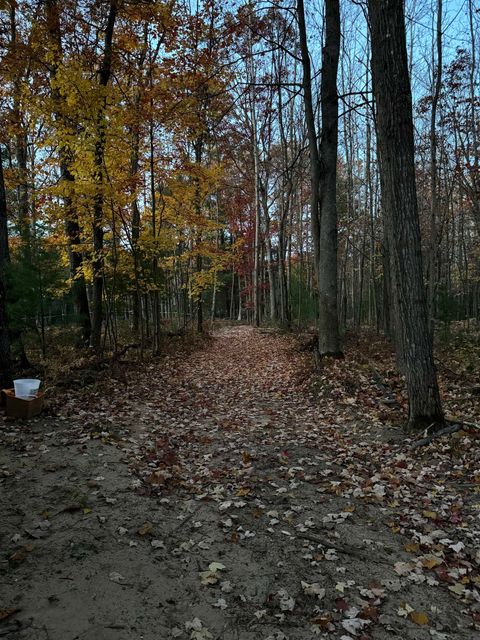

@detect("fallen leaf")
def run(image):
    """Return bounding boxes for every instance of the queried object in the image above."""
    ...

[448,583,466,596]
[109,571,127,584]
[421,555,442,569]
[151,539,165,549]
[0,608,20,621]
[341,618,369,634]
[253,609,267,619]
[410,611,429,625]
[9,544,34,563]
[185,617,213,640]
[301,581,326,599]
[137,521,153,536]
[397,603,414,618]
[277,588,295,612]
[212,598,227,609]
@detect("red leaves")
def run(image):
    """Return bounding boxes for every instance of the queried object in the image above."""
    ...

[334,597,349,612]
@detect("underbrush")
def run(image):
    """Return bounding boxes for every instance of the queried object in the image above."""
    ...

[14,321,211,393]
[302,326,480,428]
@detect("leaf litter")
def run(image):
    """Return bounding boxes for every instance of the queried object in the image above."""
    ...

[0,325,479,639]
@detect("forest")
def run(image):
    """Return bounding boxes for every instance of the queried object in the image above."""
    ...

[0,1,479,639]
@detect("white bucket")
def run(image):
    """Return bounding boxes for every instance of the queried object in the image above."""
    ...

[14,379,41,399]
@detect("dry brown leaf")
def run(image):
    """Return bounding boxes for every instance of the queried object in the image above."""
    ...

[421,555,442,569]
[137,521,153,536]
[0,608,20,621]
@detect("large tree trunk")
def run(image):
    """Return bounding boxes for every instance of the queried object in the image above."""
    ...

[368,0,444,431]
[318,0,341,355]
[45,0,91,345]
[90,0,118,350]
[297,0,341,355]
[0,146,11,389]
[131,127,142,337]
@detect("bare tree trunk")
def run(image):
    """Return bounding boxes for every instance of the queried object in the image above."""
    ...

[247,24,261,328]
[297,0,321,301]
[0,146,11,388]
[131,104,142,338]
[298,0,341,355]
[90,0,118,350]
[276,50,292,327]
[427,0,442,329]
[366,119,379,329]
[368,0,444,431]
[149,118,162,351]
[252,112,261,328]
[129,30,148,341]
[262,195,278,322]
[318,0,342,355]
[468,0,479,230]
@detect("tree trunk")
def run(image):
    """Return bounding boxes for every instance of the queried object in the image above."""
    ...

[318,0,341,356]
[0,146,11,388]
[10,4,30,246]
[298,0,341,355]
[427,0,442,329]
[247,29,261,328]
[131,112,142,338]
[90,0,118,350]
[45,0,91,345]
[368,0,444,430]
[262,193,278,322]
[297,0,321,298]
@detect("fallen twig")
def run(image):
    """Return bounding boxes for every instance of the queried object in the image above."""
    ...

[410,420,480,449]
[297,532,388,564]
[434,356,464,377]
[458,420,480,431]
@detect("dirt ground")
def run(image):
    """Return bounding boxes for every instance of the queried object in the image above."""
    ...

[1,326,479,640]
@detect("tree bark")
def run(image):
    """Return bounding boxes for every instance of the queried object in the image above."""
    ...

[297,0,341,355]
[0,146,11,389]
[427,0,442,330]
[368,0,444,430]
[247,21,261,328]
[297,0,321,296]
[45,0,91,344]
[10,3,30,246]
[317,0,341,355]
[90,0,118,350]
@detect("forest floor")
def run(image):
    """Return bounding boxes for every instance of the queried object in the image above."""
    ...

[1,325,479,640]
